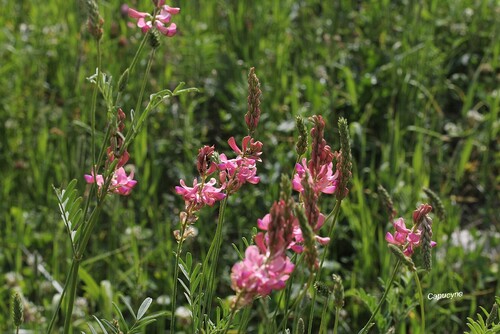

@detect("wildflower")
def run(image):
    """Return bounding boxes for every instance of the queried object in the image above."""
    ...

[175,178,226,210]
[228,136,263,161]
[218,136,262,194]
[292,158,338,195]
[85,167,137,196]
[128,3,179,36]
[196,145,216,177]
[385,216,436,257]
[230,245,294,308]
[231,200,296,308]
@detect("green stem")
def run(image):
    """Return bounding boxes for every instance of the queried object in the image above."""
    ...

[307,199,342,334]
[358,260,402,334]
[278,272,315,331]
[90,42,101,172]
[318,294,331,334]
[222,298,240,334]
[333,306,340,334]
[62,256,81,333]
[170,224,187,332]
[198,196,229,330]
[414,271,425,333]
[121,49,156,155]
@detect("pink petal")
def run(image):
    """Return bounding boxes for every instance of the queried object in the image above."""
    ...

[228,136,243,155]
[128,8,149,19]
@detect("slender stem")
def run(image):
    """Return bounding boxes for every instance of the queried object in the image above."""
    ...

[46,257,75,333]
[333,307,340,334]
[276,253,303,332]
[128,32,150,74]
[222,297,241,334]
[307,199,342,334]
[170,224,187,332]
[62,256,81,333]
[358,260,402,334]
[318,294,331,334]
[198,196,229,330]
[414,271,425,333]
[278,272,315,331]
[133,49,156,127]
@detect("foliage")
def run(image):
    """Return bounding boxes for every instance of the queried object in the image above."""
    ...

[0,0,498,333]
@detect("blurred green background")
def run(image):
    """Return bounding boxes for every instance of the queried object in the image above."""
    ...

[1,0,498,332]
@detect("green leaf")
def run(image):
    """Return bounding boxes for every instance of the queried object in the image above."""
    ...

[92,316,109,334]
[137,297,153,320]
[120,295,137,320]
[112,302,129,333]
[86,323,98,334]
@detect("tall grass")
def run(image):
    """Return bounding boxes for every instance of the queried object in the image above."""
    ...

[1,0,498,332]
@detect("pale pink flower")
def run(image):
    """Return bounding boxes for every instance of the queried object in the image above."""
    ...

[128,3,179,36]
[85,167,137,196]
[175,177,226,209]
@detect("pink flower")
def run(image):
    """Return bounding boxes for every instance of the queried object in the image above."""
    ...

[413,203,433,224]
[85,167,137,196]
[128,3,179,36]
[230,245,294,308]
[292,158,338,195]
[175,177,226,210]
[385,217,436,257]
[228,136,263,161]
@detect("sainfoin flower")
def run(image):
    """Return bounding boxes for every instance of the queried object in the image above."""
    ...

[84,167,137,195]
[231,200,295,308]
[385,217,436,257]
[175,178,226,210]
[218,136,263,194]
[128,3,179,36]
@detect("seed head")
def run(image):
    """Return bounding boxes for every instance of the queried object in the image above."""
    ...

[245,67,262,135]
[12,292,23,327]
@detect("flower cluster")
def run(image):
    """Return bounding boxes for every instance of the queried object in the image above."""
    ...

[174,69,263,242]
[128,2,179,36]
[385,204,437,257]
[231,200,295,308]
[290,115,341,265]
[84,108,137,196]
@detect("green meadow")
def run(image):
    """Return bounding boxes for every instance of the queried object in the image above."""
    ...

[1,0,499,333]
